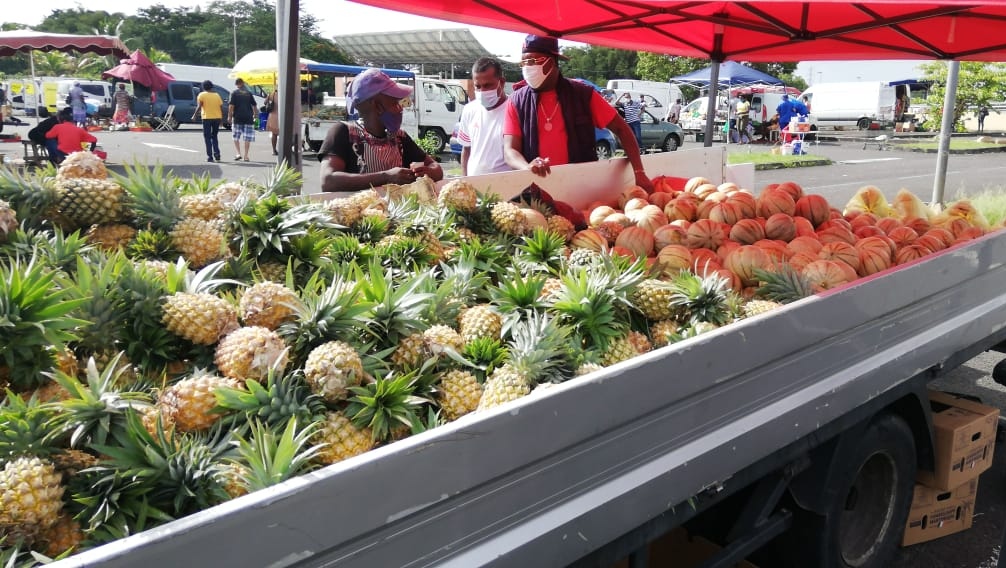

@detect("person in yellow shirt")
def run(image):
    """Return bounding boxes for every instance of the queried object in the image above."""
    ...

[736,96,751,143]
[194,80,224,162]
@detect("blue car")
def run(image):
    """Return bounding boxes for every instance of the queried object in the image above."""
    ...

[449,122,619,161]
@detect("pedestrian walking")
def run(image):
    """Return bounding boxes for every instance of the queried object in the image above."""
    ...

[194,80,224,162]
[228,78,257,161]
[618,92,646,150]
[978,106,989,133]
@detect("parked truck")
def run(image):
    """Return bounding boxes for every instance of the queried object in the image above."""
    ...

[801,81,897,130]
[59,147,1006,568]
[606,78,682,110]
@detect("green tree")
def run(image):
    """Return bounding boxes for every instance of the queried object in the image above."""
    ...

[560,45,638,85]
[919,61,1006,132]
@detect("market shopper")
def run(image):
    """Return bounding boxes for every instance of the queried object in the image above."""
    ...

[318,68,443,194]
[112,83,132,130]
[194,80,224,162]
[45,108,97,164]
[228,78,257,161]
[458,57,511,176]
[617,92,645,150]
[665,98,682,124]
[503,35,652,191]
[736,96,751,143]
[68,81,87,127]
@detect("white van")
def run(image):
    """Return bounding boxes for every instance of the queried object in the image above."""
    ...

[606,79,681,110]
[400,76,468,153]
[55,79,115,112]
[800,81,897,130]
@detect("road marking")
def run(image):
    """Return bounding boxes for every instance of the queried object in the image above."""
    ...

[142,143,199,153]
[837,158,902,164]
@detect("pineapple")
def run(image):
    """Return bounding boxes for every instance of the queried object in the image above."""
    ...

[210,181,253,209]
[546,214,576,242]
[215,326,290,381]
[631,279,678,321]
[214,372,324,429]
[566,247,601,268]
[0,456,65,543]
[423,324,464,355]
[753,266,813,304]
[0,199,16,242]
[56,177,127,226]
[0,167,61,231]
[215,461,250,499]
[650,319,679,348]
[345,373,426,442]
[180,193,225,221]
[436,369,483,421]
[227,418,321,495]
[575,362,604,376]
[515,228,567,274]
[670,271,733,326]
[314,412,375,465]
[36,512,85,557]
[490,201,528,236]
[56,150,108,180]
[162,262,240,346]
[158,372,241,432]
[256,261,287,283]
[437,179,478,213]
[627,330,652,354]
[458,304,503,343]
[600,334,640,366]
[595,221,624,245]
[239,281,300,330]
[390,332,429,370]
[170,217,228,268]
[303,341,365,403]
[477,313,570,411]
[86,223,137,251]
[743,299,784,318]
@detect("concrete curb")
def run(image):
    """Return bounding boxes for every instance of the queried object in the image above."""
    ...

[751,159,833,170]
[896,145,1006,155]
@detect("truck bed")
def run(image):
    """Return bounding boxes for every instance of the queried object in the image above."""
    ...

[60,217,1006,566]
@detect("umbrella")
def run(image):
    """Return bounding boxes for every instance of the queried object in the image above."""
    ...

[230,50,316,86]
[347,0,1006,204]
[102,49,175,91]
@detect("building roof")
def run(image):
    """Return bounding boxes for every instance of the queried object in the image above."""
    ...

[333,28,498,68]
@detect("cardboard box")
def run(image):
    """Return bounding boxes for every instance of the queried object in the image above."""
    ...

[916,391,998,490]
[901,478,978,546]
[612,528,758,568]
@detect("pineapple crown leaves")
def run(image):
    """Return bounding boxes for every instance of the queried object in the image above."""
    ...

[258,161,303,198]
[328,234,373,267]
[39,227,94,274]
[549,269,628,352]
[125,228,178,261]
[753,265,814,304]
[452,191,500,234]
[91,411,234,517]
[177,170,215,196]
[277,271,373,362]
[421,261,490,326]
[214,371,326,430]
[375,234,436,271]
[354,260,434,347]
[460,337,509,383]
[67,253,131,355]
[229,418,322,493]
[70,468,174,544]
[164,259,244,295]
[670,270,733,327]
[44,355,153,449]
[346,214,390,245]
[345,371,428,442]
[503,310,574,385]
[112,162,184,232]
[0,253,88,390]
[408,406,445,436]
[448,235,510,280]
[230,193,338,259]
[0,390,62,461]
[0,166,61,230]
[514,228,567,275]
[488,269,549,333]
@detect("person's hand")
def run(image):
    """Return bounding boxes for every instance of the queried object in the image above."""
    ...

[633,169,654,194]
[410,162,434,178]
[386,167,418,184]
[528,156,551,177]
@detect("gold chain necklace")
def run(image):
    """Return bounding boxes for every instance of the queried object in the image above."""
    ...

[539,99,560,132]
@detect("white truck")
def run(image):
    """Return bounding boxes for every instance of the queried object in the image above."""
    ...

[401,76,469,153]
[606,78,681,111]
[801,81,897,130]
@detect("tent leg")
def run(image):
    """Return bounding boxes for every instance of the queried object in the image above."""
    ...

[703,61,721,148]
[277,0,303,177]
[930,60,959,208]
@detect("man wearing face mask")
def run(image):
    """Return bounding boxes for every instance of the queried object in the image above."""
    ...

[504,35,653,192]
[318,68,443,194]
[458,57,511,176]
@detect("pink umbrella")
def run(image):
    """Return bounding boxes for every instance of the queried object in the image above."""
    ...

[102,49,175,91]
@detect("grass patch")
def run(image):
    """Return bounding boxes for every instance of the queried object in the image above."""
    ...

[961,188,1006,226]
[727,152,831,167]
[898,139,1005,151]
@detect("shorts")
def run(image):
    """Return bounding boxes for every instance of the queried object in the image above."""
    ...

[232,123,256,142]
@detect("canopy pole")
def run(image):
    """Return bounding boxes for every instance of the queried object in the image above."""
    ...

[931,60,959,208]
[30,51,40,124]
[702,61,721,148]
[277,0,303,176]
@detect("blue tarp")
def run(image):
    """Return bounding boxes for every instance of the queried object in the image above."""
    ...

[669,61,784,87]
[305,63,414,79]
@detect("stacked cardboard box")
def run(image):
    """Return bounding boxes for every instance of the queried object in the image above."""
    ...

[612,528,759,568]
[901,391,999,546]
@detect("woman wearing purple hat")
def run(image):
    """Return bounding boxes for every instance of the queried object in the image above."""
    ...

[319,68,443,194]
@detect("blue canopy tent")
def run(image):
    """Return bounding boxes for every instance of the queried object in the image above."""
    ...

[669,61,785,89]
[304,63,414,78]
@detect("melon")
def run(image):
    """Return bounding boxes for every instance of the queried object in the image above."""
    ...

[686,219,729,250]
[571,229,608,252]
[623,197,650,214]
[775,181,805,201]
[857,246,893,277]
[887,226,918,249]
[903,217,931,235]
[648,192,674,210]
[757,188,797,218]
[714,268,743,292]
[787,235,823,256]
[654,224,689,249]
[802,260,855,292]
[728,192,758,219]
[708,201,742,225]
[604,212,633,228]
[521,208,548,231]
[729,218,766,245]
[876,217,903,235]
[754,239,792,263]
[816,225,857,245]
[764,213,797,242]
[724,245,771,287]
[816,218,852,232]
[632,205,669,233]
[656,245,692,275]
[693,183,720,200]
[788,251,819,271]
[684,177,712,193]
[609,245,637,259]
[854,225,886,239]
[914,234,945,253]
[690,248,722,274]
[717,240,742,262]
[848,212,879,231]
[940,217,973,238]
[615,226,655,257]
[855,236,895,261]
[895,244,930,265]
[589,205,617,227]
[619,186,649,209]
[664,198,698,222]
[818,241,860,273]
[794,194,831,228]
[794,216,817,238]
[923,228,955,248]
[717,182,739,194]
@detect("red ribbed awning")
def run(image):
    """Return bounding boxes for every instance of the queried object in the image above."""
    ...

[0,30,130,58]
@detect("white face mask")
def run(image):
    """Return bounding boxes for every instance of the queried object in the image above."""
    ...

[522,63,548,90]
[475,85,501,109]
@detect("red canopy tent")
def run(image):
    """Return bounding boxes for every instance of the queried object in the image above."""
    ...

[349,0,1006,202]
[0,30,129,58]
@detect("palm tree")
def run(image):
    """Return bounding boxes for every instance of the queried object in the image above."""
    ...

[32,52,72,76]
[145,47,174,64]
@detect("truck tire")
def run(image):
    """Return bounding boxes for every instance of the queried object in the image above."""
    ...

[421,128,447,154]
[786,413,916,568]
[857,118,872,130]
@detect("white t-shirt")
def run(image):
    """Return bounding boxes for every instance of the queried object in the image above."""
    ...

[458,99,510,176]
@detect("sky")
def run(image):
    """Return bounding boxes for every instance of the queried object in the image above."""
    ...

[11,0,923,82]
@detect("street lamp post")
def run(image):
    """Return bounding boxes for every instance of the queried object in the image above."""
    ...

[232,15,238,65]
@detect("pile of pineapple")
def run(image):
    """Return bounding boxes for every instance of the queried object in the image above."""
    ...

[0,154,999,564]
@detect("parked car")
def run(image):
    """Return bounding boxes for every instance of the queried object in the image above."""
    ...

[449,122,621,163]
[615,107,685,152]
[131,81,232,129]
